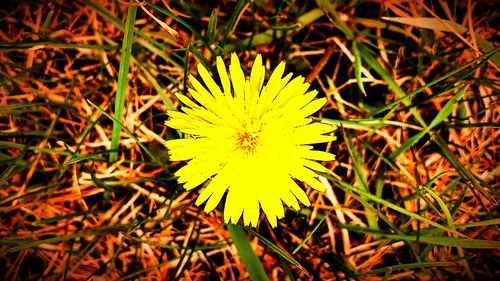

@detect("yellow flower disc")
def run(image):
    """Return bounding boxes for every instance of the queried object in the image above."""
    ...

[165,53,336,227]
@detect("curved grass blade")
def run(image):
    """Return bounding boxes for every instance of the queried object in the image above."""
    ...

[316,0,353,39]
[353,41,367,95]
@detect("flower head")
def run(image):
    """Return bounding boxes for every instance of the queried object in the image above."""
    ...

[165,53,336,227]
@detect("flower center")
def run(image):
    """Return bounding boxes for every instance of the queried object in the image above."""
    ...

[237,131,259,153]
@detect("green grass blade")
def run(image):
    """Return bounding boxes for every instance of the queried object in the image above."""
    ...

[0,42,119,51]
[0,144,30,187]
[292,212,328,254]
[244,227,308,274]
[342,127,379,230]
[83,0,123,29]
[381,16,499,66]
[390,86,466,159]
[88,100,162,167]
[146,2,216,57]
[330,177,467,238]
[372,48,498,116]
[207,9,219,42]
[340,224,500,249]
[278,255,296,281]
[0,141,72,156]
[353,41,367,95]
[109,3,137,162]
[432,134,497,202]
[456,218,500,228]
[227,224,268,281]
[315,0,353,39]
[357,261,460,276]
[428,86,467,129]
[475,35,500,66]
[221,0,249,47]
[423,180,474,278]
[358,43,427,127]
[2,227,125,253]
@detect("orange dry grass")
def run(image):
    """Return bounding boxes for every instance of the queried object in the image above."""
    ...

[0,0,498,280]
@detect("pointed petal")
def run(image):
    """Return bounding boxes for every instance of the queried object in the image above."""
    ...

[272,75,305,105]
[260,195,281,227]
[198,63,224,100]
[217,56,231,95]
[281,189,300,210]
[287,178,310,206]
[265,61,286,101]
[224,188,245,224]
[175,93,200,108]
[202,178,229,212]
[302,159,330,173]
[242,197,260,227]
[284,90,318,112]
[291,123,336,144]
[303,176,326,192]
[229,53,245,100]
[250,54,265,93]
[299,97,327,117]
[187,87,217,113]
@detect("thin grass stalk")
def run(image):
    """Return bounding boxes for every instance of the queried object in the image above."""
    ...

[109,2,137,162]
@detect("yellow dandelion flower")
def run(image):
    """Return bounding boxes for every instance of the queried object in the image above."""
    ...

[165,53,336,227]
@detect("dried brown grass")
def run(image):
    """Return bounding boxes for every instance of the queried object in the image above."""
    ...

[0,0,498,280]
